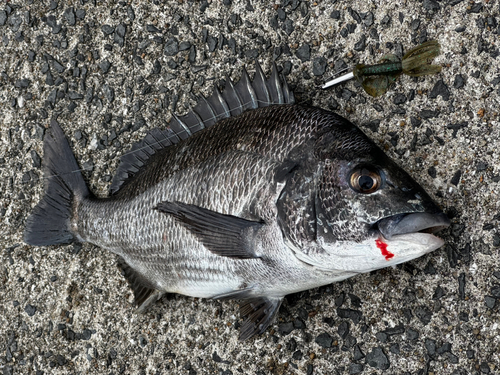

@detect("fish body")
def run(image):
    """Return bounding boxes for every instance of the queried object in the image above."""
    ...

[25,64,449,340]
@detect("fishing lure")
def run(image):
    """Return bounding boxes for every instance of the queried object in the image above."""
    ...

[322,40,442,97]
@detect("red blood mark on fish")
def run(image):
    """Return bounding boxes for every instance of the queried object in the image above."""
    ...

[376,239,394,260]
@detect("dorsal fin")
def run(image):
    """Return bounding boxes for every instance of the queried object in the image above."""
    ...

[252,63,271,106]
[110,62,295,194]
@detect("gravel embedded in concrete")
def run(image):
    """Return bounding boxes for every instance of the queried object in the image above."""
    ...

[1,1,500,374]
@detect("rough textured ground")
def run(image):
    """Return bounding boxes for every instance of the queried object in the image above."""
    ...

[1,0,499,374]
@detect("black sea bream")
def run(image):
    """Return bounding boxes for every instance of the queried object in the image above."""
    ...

[24,64,450,340]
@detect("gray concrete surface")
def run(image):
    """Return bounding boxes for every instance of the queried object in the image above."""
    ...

[1,0,499,374]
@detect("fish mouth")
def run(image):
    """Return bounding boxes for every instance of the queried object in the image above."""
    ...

[373,212,450,240]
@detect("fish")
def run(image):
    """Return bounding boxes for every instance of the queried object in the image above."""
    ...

[24,63,450,341]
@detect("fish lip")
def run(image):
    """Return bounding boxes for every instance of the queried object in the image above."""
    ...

[372,212,450,240]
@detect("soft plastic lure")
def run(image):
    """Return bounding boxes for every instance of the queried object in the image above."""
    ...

[322,40,442,97]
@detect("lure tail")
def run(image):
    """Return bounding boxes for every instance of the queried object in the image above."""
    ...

[402,40,442,76]
[24,119,90,246]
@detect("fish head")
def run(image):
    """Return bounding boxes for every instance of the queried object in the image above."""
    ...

[306,122,450,272]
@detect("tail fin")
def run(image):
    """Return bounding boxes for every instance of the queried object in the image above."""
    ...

[24,119,90,246]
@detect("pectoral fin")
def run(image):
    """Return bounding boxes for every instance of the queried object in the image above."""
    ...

[117,257,163,312]
[238,297,283,341]
[156,201,264,259]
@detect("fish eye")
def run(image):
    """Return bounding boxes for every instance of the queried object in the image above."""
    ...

[349,166,382,194]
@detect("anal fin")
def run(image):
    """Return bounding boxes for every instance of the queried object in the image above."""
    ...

[156,201,264,259]
[117,257,163,311]
[238,297,283,341]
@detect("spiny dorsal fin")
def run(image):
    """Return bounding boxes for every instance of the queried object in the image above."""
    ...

[117,257,163,311]
[110,62,295,194]
[222,76,244,116]
[252,62,271,106]
[236,67,258,110]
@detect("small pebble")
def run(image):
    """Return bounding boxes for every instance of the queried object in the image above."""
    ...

[25,304,37,316]
[365,347,390,370]
[315,332,333,348]
[312,57,327,76]
[295,44,311,62]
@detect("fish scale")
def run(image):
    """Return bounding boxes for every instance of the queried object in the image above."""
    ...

[24,63,450,341]
[76,152,283,295]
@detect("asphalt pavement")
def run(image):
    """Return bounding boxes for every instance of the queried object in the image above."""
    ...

[1,1,499,374]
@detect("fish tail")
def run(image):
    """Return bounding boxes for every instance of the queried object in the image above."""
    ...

[24,119,90,246]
